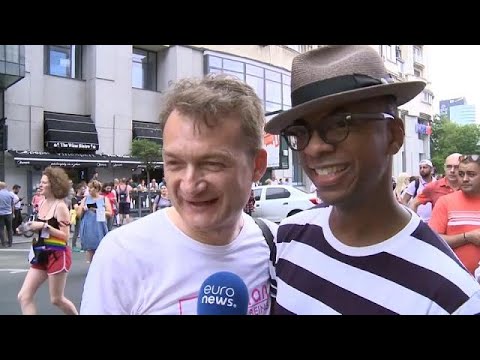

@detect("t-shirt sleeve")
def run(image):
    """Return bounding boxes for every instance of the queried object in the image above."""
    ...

[416,182,432,204]
[405,180,416,196]
[80,233,141,315]
[428,195,449,234]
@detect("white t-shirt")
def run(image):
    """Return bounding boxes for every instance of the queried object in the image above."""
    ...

[80,209,277,315]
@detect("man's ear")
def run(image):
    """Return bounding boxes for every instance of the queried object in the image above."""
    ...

[252,149,268,182]
[388,117,405,155]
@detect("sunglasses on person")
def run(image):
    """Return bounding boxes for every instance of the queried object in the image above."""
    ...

[459,154,480,163]
[281,112,395,151]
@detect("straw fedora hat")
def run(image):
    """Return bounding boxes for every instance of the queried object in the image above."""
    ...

[265,45,426,134]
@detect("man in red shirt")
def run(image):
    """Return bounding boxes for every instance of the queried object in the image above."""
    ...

[410,153,461,212]
[429,154,480,274]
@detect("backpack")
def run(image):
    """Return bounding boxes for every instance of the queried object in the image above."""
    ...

[253,217,277,313]
[412,178,420,199]
[118,186,128,203]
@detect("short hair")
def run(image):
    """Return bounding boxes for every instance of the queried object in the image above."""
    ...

[159,74,265,156]
[88,180,102,192]
[43,167,70,199]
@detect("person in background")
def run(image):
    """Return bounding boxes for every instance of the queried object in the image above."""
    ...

[265,45,480,315]
[401,160,435,222]
[410,153,461,212]
[31,187,44,213]
[17,167,78,315]
[101,182,117,231]
[429,154,480,275]
[77,180,112,264]
[394,172,410,203]
[152,185,172,212]
[0,182,14,248]
[11,184,23,231]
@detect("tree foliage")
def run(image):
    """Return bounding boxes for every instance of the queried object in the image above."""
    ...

[430,115,480,173]
[131,139,163,187]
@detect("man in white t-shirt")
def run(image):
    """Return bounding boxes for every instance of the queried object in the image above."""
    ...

[80,74,277,315]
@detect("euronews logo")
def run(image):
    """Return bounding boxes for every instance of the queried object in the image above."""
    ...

[201,285,236,307]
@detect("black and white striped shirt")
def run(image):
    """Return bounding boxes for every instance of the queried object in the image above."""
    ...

[273,205,480,315]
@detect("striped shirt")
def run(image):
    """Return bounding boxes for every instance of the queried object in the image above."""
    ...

[273,205,480,315]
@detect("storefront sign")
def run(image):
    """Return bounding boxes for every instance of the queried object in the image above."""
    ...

[48,142,98,150]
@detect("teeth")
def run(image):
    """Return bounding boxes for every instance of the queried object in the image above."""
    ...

[315,165,345,176]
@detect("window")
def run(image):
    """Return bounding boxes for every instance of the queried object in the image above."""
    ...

[414,46,423,64]
[266,187,290,200]
[132,48,157,91]
[45,45,82,79]
[382,45,396,62]
[205,54,291,113]
[253,188,262,201]
[414,68,422,78]
[422,91,433,105]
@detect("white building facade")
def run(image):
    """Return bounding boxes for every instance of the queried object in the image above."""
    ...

[1,45,435,203]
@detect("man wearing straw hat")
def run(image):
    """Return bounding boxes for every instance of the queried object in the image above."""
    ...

[266,45,480,315]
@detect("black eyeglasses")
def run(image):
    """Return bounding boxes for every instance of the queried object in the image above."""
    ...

[281,112,395,151]
[459,154,480,163]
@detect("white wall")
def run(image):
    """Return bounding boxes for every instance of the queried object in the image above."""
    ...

[44,76,86,115]
[132,88,162,123]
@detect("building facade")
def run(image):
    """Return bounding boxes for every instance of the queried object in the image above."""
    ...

[449,104,476,125]
[2,45,435,204]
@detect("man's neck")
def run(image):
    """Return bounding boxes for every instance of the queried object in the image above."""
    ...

[329,195,411,247]
[445,177,460,190]
[167,207,244,246]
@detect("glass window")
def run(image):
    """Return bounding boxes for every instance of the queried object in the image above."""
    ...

[132,47,157,91]
[6,62,19,76]
[209,67,222,74]
[265,69,281,82]
[246,75,264,100]
[223,70,244,81]
[246,64,263,77]
[266,80,282,103]
[266,187,290,200]
[266,102,282,112]
[223,59,244,72]
[0,61,5,73]
[253,189,262,201]
[282,84,291,106]
[5,45,19,63]
[0,46,4,61]
[208,56,222,68]
[45,45,82,79]
[282,74,290,85]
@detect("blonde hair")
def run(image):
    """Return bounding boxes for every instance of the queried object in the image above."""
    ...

[394,172,410,199]
[159,74,265,156]
[88,179,102,192]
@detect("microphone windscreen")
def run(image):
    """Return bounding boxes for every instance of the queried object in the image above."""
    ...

[197,271,249,315]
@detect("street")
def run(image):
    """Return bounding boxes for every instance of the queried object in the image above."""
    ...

[0,236,90,315]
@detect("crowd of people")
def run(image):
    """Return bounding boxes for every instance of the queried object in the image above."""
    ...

[6,45,480,315]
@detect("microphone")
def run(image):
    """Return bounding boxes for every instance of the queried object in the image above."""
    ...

[197,271,249,315]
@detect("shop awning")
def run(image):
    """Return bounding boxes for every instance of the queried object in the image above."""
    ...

[132,120,162,145]
[8,150,163,169]
[9,150,109,168]
[44,112,99,152]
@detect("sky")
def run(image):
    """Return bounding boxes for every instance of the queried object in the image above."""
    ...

[428,45,480,116]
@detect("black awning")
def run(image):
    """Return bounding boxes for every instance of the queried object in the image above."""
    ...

[44,112,99,152]
[9,150,109,168]
[132,121,162,145]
